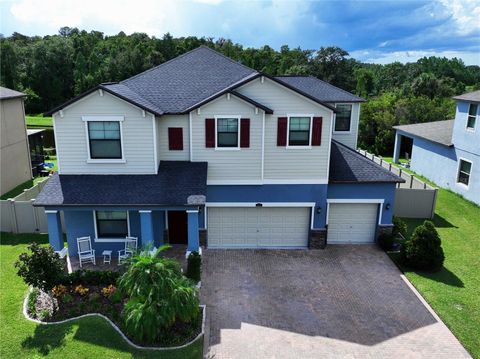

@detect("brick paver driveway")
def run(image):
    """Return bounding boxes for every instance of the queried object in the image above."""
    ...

[201,245,470,359]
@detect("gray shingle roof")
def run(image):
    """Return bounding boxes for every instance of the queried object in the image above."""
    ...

[34,161,207,207]
[329,141,404,183]
[275,76,365,103]
[453,90,480,103]
[0,86,26,100]
[116,46,258,114]
[393,120,454,146]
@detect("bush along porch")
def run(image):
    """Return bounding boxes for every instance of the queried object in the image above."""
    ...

[17,243,205,348]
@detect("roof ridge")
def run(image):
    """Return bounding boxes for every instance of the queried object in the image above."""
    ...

[331,139,403,179]
[307,76,364,101]
[121,46,208,84]
[198,45,258,74]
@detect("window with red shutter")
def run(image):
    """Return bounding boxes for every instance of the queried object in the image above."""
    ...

[312,117,322,146]
[240,118,250,148]
[205,118,215,148]
[168,127,183,150]
[277,117,287,146]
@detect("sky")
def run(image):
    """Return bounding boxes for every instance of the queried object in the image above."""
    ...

[1,0,479,65]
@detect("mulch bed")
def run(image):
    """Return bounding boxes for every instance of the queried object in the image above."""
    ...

[30,284,203,348]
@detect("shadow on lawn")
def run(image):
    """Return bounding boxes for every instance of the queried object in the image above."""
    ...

[406,266,464,288]
[0,233,49,246]
[22,322,74,355]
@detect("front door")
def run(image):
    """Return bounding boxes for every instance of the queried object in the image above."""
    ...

[168,211,188,244]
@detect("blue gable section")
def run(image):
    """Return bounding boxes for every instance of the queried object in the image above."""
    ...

[327,183,396,225]
[410,135,480,204]
[207,184,328,228]
[452,101,480,155]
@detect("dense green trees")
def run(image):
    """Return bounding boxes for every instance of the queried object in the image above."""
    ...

[1,28,479,155]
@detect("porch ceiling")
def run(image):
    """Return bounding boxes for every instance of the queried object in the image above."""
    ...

[34,161,207,207]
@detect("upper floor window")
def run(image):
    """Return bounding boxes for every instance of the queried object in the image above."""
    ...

[95,210,128,238]
[88,121,122,159]
[467,103,477,131]
[335,104,352,132]
[217,118,239,148]
[288,117,311,146]
[457,159,472,187]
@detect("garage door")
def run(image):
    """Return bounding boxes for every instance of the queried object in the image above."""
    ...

[208,207,310,248]
[327,203,378,243]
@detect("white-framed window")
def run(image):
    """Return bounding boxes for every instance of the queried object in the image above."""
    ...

[287,115,313,148]
[334,104,352,132]
[82,116,125,162]
[93,210,130,241]
[467,103,477,131]
[215,116,240,149]
[457,159,472,187]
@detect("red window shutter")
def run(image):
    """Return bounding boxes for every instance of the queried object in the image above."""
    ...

[312,117,322,146]
[277,117,287,146]
[240,118,250,148]
[205,118,215,148]
[168,127,183,150]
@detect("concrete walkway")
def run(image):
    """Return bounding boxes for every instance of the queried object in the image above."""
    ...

[201,245,470,359]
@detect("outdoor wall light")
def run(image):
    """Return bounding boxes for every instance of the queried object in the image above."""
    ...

[255,203,263,207]
[385,203,391,210]
[316,206,322,214]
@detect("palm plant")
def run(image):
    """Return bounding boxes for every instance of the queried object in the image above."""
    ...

[118,245,199,343]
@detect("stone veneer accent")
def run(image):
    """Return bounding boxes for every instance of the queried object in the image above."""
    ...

[199,229,207,247]
[309,229,327,249]
[377,224,394,241]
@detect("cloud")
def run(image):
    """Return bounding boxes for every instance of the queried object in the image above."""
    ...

[351,49,480,66]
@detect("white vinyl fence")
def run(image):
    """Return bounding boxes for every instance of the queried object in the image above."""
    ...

[0,177,64,233]
[357,150,437,219]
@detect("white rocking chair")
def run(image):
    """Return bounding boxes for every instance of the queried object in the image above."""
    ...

[77,236,96,267]
[118,236,138,265]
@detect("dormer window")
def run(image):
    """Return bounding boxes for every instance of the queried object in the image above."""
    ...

[334,104,352,132]
[467,103,477,131]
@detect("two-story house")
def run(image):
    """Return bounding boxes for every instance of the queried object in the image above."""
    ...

[393,90,479,205]
[35,46,403,257]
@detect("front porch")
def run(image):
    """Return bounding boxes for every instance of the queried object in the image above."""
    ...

[45,207,203,264]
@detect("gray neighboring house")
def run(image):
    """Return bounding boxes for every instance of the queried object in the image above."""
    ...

[0,87,31,196]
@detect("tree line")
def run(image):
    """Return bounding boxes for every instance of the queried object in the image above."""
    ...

[1,27,479,155]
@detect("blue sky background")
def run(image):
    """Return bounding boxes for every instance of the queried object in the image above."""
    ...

[1,0,479,65]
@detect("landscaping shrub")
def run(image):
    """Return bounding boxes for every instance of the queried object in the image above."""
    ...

[392,217,408,238]
[118,247,199,344]
[185,251,202,283]
[15,242,65,291]
[401,220,445,271]
[51,284,67,298]
[74,285,89,296]
[28,288,40,315]
[59,269,120,286]
[377,233,395,251]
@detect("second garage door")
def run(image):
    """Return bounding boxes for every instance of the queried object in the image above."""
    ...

[327,203,379,243]
[207,207,310,248]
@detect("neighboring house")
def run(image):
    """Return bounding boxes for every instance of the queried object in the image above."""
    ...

[27,129,46,176]
[35,46,403,257]
[393,90,480,205]
[0,87,31,196]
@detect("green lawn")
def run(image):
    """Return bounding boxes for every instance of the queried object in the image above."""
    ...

[26,116,53,128]
[392,189,480,358]
[0,233,203,359]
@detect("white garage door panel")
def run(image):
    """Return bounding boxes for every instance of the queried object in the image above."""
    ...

[328,203,378,243]
[208,207,310,248]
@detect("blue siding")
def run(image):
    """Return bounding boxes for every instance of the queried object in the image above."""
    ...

[410,136,479,205]
[207,184,328,228]
[327,183,396,225]
[63,209,164,257]
[452,101,480,155]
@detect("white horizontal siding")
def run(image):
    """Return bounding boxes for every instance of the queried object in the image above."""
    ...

[237,77,332,181]
[191,95,263,181]
[55,91,155,174]
[332,102,360,149]
[157,115,190,161]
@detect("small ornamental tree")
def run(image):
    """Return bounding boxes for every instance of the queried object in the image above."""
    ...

[185,251,202,283]
[118,246,199,344]
[401,220,445,271]
[392,217,408,238]
[15,242,64,291]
